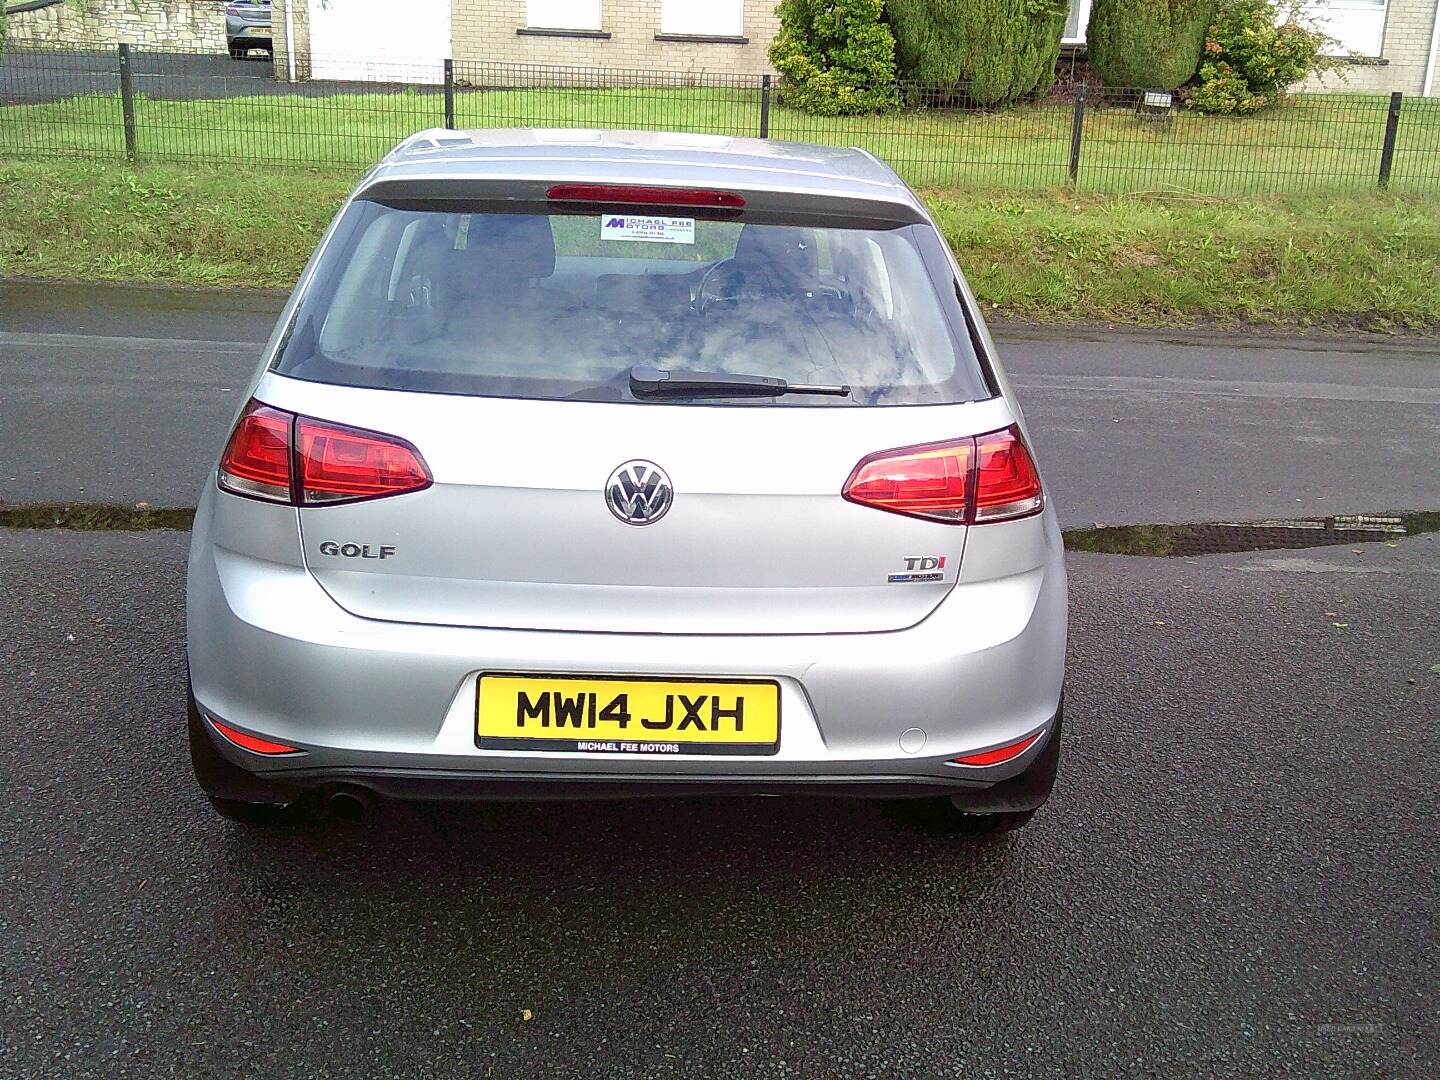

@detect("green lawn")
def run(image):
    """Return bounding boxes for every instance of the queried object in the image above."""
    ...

[3,158,1437,330]
[2,85,1438,195]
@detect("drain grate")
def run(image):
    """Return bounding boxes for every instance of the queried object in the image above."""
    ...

[1064,512,1439,557]
[1173,516,1406,556]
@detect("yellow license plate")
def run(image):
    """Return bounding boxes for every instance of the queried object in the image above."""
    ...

[477,674,780,756]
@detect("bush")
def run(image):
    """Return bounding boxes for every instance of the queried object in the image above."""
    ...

[1086,0,1218,90]
[886,0,1070,107]
[1189,61,1262,113]
[769,0,900,116]
[1190,0,1335,114]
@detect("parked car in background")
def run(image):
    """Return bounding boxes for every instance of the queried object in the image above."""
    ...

[186,130,1068,835]
[226,0,272,59]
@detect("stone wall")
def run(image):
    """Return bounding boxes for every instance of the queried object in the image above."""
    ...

[271,0,310,79]
[5,0,229,53]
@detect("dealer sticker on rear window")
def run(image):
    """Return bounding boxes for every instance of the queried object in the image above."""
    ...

[600,214,695,244]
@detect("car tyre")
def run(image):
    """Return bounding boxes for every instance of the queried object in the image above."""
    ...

[890,704,1062,836]
[205,793,307,825]
[890,800,1037,837]
[946,806,1036,834]
[189,676,308,825]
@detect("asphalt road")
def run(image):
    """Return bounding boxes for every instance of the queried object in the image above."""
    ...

[1,528,1436,1077]
[2,281,1438,526]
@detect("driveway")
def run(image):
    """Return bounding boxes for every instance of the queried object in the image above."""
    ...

[1,527,1436,1077]
[0,45,430,106]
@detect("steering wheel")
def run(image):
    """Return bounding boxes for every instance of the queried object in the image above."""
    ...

[694,257,739,316]
[695,259,850,316]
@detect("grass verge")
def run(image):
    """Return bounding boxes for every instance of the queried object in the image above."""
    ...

[0,502,195,530]
[1062,524,1178,556]
[1,159,1438,329]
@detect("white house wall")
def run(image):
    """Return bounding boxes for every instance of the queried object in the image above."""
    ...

[306,0,452,83]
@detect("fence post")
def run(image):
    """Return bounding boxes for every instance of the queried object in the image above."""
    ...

[1378,91,1402,187]
[759,74,771,139]
[117,43,137,162]
[443,59,456,130]
[1067,84,1086,186]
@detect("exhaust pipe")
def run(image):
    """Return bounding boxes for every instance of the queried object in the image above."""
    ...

[326,786,376,824]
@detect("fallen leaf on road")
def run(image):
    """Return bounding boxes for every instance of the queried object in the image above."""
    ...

[521,1009,534,1022]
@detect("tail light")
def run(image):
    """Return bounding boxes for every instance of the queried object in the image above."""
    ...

[296,417,432,504]
[842,424,1042,525]
[217,401,292,502]
[218,400,431,506]
[972,427,1045,522]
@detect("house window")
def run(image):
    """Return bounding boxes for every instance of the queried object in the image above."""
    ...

[526,0,602,31]
[659,0,744,38]
[1302,0,1387,58]
[1062,0,1092,45]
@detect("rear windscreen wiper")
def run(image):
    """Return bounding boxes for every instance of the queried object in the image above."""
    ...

[628,365,851,398]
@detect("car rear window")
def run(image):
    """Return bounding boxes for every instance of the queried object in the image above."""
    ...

[271,199,992,406]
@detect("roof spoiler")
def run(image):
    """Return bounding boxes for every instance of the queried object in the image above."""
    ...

[354,174,928,227]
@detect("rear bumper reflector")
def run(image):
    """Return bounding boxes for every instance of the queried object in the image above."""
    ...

[948,730,1045,767]
[210,718,302,756]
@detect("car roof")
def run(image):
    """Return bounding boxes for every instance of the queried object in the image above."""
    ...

[360,128,922,218]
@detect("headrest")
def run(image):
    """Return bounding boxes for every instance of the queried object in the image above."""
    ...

[731,225,819,282]
[458,214,556,280]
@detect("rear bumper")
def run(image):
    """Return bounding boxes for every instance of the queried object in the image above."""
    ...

[236,760,1060,809]
[191,692,1064,810]
[186,491,1067,800]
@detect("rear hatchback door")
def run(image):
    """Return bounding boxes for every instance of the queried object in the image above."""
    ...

[262,183,1009,635]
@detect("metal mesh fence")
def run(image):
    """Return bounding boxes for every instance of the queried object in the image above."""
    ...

[2,44,1437,194]
[1391,95,1440,191]
[1070,87,1395,193]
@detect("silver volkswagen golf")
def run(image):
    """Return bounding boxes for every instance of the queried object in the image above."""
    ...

[187,129,1067,833]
